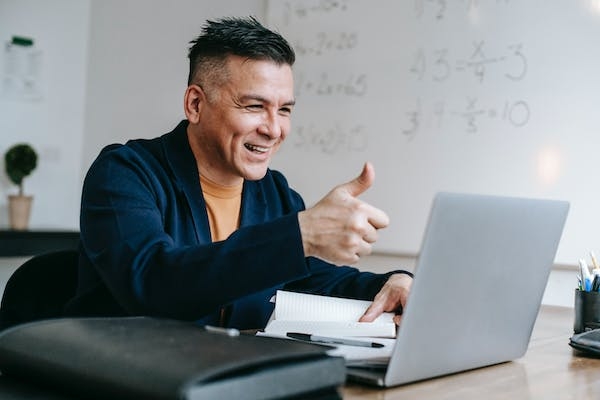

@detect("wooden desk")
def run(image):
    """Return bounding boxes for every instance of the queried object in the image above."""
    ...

[343,306,600,399]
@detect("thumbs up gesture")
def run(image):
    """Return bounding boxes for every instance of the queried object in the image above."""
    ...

[298,162,389,265]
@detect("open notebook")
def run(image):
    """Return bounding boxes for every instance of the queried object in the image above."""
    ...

[260,290,397,363]
[263,290,396,338]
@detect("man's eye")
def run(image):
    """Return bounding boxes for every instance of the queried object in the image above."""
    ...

[246,104,263,110]
[279,107,292,115]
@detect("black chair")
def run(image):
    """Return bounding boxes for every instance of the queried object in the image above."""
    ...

[0,250,78,330]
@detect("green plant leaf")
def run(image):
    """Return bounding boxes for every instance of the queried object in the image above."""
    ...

[4,143,38,188]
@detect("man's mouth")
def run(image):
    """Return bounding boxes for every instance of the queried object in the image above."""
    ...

[245,144,269,154]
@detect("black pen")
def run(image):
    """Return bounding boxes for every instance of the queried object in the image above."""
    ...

[593,274,600,292]
[286,332,384,348]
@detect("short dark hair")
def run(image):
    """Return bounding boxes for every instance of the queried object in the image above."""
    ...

[187,16,295,86]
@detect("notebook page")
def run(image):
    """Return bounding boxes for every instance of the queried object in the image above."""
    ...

[273,290,394,324]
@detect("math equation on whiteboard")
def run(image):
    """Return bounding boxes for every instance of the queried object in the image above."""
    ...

[401,0,531,139]
[268,0,535,152]
[402,98,530,140]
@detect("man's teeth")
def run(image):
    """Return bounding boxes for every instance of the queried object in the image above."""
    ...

[245,144,268,153]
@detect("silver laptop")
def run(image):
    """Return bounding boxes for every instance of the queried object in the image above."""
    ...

[347,192,569,387]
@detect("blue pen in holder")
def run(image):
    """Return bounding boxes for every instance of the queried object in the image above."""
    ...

[574,289,600,333]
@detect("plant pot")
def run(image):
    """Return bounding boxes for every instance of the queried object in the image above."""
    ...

[8,195,33,230]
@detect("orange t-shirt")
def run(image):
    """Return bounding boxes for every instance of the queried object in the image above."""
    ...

[199,174,243,242]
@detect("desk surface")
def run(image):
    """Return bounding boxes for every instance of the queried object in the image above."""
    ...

[343,306,600,399]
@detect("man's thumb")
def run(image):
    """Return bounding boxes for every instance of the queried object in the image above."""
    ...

[341,162,375,197]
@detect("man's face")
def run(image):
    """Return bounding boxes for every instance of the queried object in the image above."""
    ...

[192,55,295,185]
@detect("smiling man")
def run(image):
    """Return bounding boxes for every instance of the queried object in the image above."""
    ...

[65,17,413,329]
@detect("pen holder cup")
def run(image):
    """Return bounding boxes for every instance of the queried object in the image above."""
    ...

[574,289,600,333]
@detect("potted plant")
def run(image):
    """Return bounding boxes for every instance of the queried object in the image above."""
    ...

[4,143,38,230]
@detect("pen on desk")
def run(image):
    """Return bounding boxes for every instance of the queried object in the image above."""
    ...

[286,332,384,348]
[205,325,240,337]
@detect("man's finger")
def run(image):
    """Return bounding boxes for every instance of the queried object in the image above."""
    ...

[338,162,375,198]
[362,227,378,244]
[359,299,385,322]
[363,203,390,229]
[393,314,402,325]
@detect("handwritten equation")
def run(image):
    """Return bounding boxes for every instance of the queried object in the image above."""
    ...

[277,0,516,24]
[402,97,530,139]
[295,72,367,97]
[410,42,527,83]
[278,0,350,25]
[414,0,512,21]
[292,31,358,57]
[290,122,368,154]
[406,1,530,137]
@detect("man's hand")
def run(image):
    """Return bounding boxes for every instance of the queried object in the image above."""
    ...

[297,162,389,265]
[359,273,413,325]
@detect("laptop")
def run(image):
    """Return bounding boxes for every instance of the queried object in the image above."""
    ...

[347,192,569,387]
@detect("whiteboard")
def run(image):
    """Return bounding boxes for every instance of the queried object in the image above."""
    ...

[266,0,600,265]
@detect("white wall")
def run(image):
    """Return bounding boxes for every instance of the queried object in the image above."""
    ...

[0,0,91,229]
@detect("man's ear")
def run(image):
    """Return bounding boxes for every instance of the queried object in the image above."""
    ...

[184,84,204,123]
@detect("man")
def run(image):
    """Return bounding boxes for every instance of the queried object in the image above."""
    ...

[65,17,413,330]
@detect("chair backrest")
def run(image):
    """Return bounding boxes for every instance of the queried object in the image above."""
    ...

[0,250,78,330]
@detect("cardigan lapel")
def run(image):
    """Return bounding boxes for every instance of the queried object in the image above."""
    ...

[161,120,211,244]
[240,180,267,227]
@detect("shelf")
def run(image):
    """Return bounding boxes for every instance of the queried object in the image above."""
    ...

[0,230,79,257]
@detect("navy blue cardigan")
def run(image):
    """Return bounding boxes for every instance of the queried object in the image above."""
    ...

[66,121,404,329]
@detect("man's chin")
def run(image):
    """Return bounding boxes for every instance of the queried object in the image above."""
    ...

[242,167,269,181]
